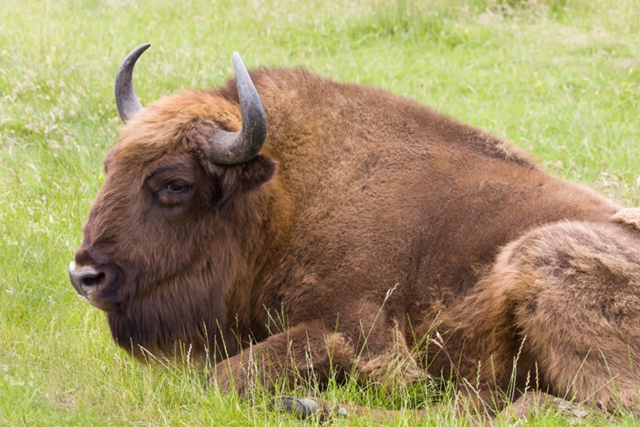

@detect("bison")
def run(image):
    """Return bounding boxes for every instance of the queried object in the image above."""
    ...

[69,43,640,421]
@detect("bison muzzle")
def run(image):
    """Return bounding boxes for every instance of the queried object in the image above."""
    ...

[69,44,640,420]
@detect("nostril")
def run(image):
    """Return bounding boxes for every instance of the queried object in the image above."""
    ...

[81,272,106,289]
[69,262,106,296]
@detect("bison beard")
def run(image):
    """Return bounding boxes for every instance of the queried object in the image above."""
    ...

[69,44,640,421]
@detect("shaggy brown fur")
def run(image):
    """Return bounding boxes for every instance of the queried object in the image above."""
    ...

[71,63,640,417]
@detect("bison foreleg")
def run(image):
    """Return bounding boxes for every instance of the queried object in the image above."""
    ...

[212,320,355,395]
[213,305,425,394]
[212,320,496,423]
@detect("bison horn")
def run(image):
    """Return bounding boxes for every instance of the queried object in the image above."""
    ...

[207,52,268,165]
[115,43,150,123]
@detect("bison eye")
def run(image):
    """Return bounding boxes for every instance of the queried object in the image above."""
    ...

[156,180,193,207]
[165,182,187,193]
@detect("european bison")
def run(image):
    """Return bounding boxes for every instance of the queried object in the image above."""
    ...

[69,44,640,420]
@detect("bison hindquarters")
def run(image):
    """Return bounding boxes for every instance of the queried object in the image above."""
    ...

[457,219,640,412]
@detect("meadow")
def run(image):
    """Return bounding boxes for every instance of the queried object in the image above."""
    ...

[1,0,640,425]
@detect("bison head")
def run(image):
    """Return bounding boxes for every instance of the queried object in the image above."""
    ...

[69,44,278,360]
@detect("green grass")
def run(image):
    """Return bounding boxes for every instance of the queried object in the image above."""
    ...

[1,0,640,425]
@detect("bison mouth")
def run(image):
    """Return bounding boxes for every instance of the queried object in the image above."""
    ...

[68,260,121,312]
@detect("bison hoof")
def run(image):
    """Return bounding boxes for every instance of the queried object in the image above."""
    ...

[269,396,320,419]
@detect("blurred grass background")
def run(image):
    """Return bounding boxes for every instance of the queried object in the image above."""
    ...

[1,0,639,425]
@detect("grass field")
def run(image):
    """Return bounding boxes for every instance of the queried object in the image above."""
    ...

[1,0,640,425]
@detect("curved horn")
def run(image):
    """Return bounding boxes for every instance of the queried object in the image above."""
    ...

[115,43,150,123]
[208,52,268,165]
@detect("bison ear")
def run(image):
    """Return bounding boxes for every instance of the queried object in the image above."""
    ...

[216,155,277,205]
